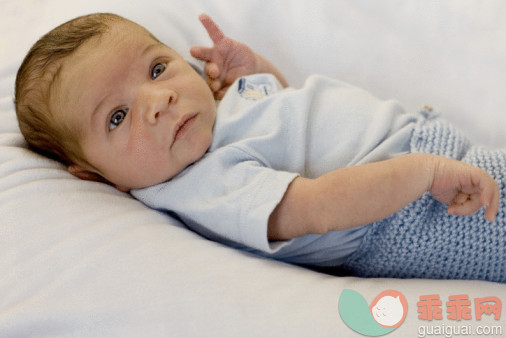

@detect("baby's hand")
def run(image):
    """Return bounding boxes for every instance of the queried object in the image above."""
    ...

[190,14,258,99]
[429,156,499,221]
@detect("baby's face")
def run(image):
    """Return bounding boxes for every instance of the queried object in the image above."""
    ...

[55,20,216,191]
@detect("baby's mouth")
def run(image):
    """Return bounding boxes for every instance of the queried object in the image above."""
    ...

[171,112,198,147]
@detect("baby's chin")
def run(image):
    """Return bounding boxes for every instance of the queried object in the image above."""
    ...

[111,174,170,192]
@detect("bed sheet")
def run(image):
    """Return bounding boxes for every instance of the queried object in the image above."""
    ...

[1,0,505,337]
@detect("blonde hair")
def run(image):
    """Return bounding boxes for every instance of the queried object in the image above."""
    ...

[15,13,123,166]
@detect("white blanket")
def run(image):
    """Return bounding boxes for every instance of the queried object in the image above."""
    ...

[1,1,505,336]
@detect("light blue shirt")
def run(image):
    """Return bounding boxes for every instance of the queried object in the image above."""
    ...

[132,74,424,266]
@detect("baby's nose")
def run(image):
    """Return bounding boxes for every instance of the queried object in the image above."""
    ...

[139,87,178,124]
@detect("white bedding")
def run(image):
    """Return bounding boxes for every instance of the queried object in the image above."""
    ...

[1,0,505,336]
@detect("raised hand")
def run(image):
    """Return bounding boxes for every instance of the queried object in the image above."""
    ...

[190,14,258,99]
[429,156,499,221]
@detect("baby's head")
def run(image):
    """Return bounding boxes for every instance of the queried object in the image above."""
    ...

[15,13,216,191]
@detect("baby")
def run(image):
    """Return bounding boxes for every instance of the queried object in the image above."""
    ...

[15,13,505,282]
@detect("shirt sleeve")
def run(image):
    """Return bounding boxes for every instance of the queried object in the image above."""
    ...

[131,147,298,253]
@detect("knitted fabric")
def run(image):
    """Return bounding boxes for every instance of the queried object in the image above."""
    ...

[343,119,506,283]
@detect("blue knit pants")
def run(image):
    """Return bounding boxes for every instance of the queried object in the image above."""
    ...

[344,119,506,283]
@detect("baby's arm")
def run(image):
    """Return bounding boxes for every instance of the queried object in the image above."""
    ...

[268,153,499,240]
[190,14,288,99]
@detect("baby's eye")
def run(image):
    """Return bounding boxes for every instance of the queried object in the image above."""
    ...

[151,63,166,79]
[109,109,127,131]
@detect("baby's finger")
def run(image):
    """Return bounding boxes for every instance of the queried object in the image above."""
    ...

[484,204,498,222]
[447,195,482,217]
[215,86,230,100]
[481,180,499,222]
[209,79,222,93]
[205,62,221,80]
[190,46,214,62]
[198,14,225,45]
[453,192,470,205]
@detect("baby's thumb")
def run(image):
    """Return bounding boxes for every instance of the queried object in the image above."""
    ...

[481,180,499,222]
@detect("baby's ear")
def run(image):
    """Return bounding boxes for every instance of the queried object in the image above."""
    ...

[68,164,105,183]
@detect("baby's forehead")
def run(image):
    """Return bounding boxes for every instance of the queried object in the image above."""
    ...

[51,21,146,107]
[52,18,169,115]
[62,19,164,75]
[104,19,160,46]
